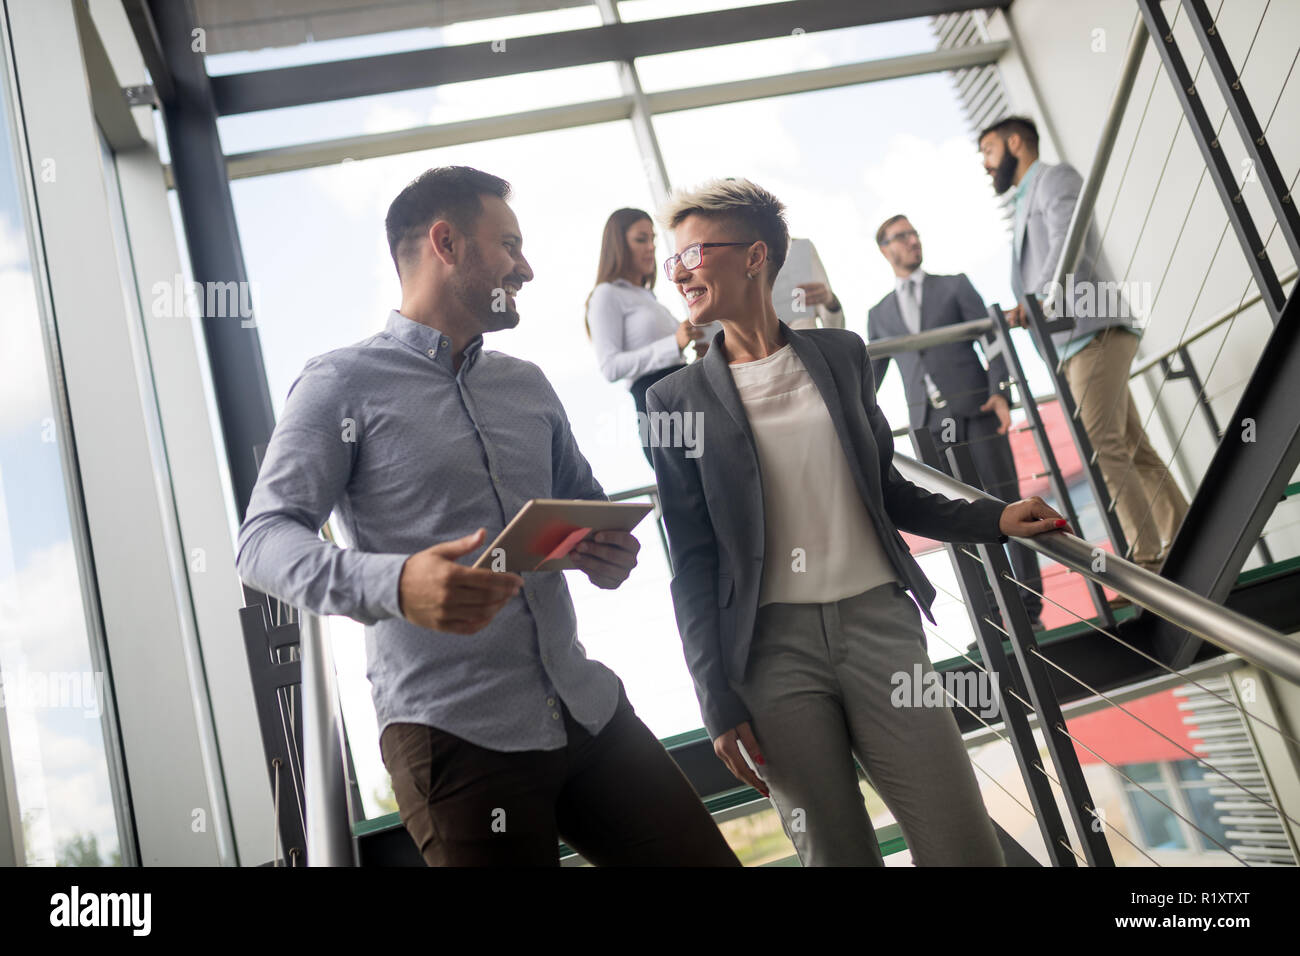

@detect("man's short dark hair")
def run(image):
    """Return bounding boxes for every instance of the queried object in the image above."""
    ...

[385,166,511,276]
[979,115,1039,152]
[876,214,909,247]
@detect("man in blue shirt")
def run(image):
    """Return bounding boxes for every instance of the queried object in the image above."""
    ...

[979,117,1188,585]
[236,165,739,866]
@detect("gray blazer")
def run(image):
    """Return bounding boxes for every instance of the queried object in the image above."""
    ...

[1015,161,1134,352]
[646,323,1008,739]
[867,272,1010,432]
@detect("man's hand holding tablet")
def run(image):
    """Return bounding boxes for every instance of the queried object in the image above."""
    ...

[398,528,524,634]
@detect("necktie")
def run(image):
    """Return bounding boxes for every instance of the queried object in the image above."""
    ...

[899,279,944,408]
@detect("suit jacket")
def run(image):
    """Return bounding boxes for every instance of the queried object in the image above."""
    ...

[646,323,1009,739]
[867,272,1010,432]
[1015,161,1134,353]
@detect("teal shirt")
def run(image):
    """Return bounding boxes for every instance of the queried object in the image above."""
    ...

[1011,159,1041,264]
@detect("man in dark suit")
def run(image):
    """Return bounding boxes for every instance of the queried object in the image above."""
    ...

[868,214,1043,630]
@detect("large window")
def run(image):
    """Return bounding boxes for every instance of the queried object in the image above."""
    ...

[0,39,123,866]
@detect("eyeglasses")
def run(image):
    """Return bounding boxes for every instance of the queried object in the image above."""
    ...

[662,241,756,280]
[881,229,919,246]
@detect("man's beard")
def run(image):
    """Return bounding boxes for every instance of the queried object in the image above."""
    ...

[992,148,1018,194]
[452,240,520,331]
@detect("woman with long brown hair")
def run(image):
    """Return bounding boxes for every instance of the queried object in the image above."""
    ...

[586,208,712,463]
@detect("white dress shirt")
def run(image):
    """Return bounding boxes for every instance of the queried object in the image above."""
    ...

[729,344,898,606]
[587,278,690,387]
[772,238,844,330]
[896,268,944,406]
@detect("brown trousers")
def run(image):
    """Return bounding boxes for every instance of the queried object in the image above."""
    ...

[1063,327,1189,568]
[380,682,740,866]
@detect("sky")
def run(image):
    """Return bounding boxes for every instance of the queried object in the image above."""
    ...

[186,2,1052,819]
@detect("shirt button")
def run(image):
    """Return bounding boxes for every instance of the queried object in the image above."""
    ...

[547,697,555,706]
[426,348,436,357]
[551,712,560,720]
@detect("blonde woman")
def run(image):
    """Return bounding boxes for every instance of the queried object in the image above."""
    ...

[646,178,1069,866]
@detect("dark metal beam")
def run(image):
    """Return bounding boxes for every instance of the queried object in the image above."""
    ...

[1153,284,1300,668]
[944,439,1112,865]
[1137,0,1286,321]
[148,0,276,520]
[913,429,1080,867]
[209,0,1010,116]
[121,0,176,104]
[990,305,1115,625]
[1021,294,1130,559]
[1181,0,1300,269]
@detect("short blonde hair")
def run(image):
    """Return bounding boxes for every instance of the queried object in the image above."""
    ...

[658,178,789,284]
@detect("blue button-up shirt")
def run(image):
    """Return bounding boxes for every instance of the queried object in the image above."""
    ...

[236,310,621,751]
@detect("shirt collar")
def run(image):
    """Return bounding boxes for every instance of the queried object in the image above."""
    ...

[1014,159,1042,206]
[385,309,483,373]
[895,267,926,294]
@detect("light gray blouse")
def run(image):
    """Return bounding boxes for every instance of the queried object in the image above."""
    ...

[588,278,704,387]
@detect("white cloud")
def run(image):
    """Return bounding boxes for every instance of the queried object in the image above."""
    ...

[858,132,1013,299]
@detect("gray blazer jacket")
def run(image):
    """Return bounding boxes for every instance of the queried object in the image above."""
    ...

[867,272,1010,432]
[646,323,1008,739]
[1015,161,1135,352]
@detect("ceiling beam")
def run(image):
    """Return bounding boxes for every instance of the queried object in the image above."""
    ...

[197,42,1007,183]
[207,0,1010,115]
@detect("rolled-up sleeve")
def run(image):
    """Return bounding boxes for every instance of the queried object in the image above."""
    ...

[588,283,682,384]
[235,356,409,624]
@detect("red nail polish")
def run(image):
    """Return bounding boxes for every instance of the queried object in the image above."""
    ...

[1055,519,1068,528]
[756,755,765,766]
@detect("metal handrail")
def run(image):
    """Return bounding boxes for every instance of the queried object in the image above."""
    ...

[301,611,359,866]
[891,452,1300,686]
[609,484,658,501]
[1051,16,1150,288]
[864,317,992,358]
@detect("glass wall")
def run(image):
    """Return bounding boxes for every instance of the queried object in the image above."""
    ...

[0,36,123,866]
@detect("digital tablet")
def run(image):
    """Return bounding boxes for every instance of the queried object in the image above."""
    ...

[471,499,655,572]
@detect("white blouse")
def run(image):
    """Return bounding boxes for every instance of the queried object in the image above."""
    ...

[588,279,716,387]
[729,344,899,606]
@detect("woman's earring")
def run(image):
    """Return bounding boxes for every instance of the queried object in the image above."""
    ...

[746,272,754,280]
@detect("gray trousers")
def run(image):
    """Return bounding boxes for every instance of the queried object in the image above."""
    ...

[729,581,1006,866]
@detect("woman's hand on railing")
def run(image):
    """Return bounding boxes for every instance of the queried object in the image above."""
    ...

[1004,303,1027,327]
[713,722,770,798]
[999,496,1071,537]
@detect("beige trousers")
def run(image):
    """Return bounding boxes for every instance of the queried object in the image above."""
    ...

[1062,327,1189,569]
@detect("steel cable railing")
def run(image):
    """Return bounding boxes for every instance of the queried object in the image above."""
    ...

[898,450,1300,864]
[894,452,1300,682]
